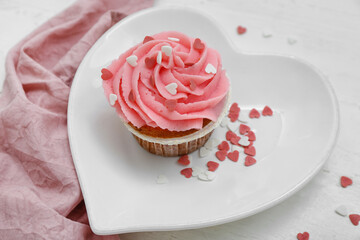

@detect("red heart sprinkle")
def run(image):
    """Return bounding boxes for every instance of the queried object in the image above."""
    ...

[165,99,177,112]
[189,79,197,91]
[226,131,237,141]
[262,105,273,116]
[227,150,239,162]
[178,155,190,166]
[180,168,193,178]
[216,150,227,161]
[349,214,360,226]
[230,136,241,145]
[297,232,310,240]
[228,103,240,122]
[239,124,250,135]
[128,90,135,102]
[101,68,113,80]
[244,146,256,156]
[228,112,238,122]
[193,38,205,50]
[341,176,353,188]
[143,36,154,44]
[244,156,256,166]
[207,161,219,172]
[249,108,260,118]
[229,103,240,113]
[237,25,247,35]
[185,62,195,67]
[218,141,230,151]
[246,131,256,141]
[145,57,156,69]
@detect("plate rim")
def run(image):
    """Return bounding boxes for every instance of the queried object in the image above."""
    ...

[67,6,340,235]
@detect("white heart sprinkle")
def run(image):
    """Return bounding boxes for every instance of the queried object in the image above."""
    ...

[198,172,209,181]
[239,136,250,146]
[335,205,348,217]
[109,94,117,106]
[192,166,205,177]
[156,175,168,184]
[126,55,138,67]
[168,37,180,42]
[287,36,297,45]
[220,117,229,127]
[205,171,216,180]
[227,121,239,132]
[231,144,244,152]
[238,111,249,123]
[204,138,220,150]
[157,51,162,64]
[262,28,273,38]
[165,82,177,95]
[161,45,172,56]
[199,146,211,158]
[205,63,217,74]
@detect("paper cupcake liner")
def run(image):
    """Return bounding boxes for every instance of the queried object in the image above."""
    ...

[123,90,231,157]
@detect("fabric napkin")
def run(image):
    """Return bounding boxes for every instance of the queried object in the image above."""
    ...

[0,0,153,239]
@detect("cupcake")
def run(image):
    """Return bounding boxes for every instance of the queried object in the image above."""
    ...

[101,31,230,157]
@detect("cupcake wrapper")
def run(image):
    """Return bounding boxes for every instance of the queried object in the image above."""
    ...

[133,130,213,157]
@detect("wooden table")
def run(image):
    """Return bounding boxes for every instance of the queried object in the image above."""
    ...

[1,0,360,239]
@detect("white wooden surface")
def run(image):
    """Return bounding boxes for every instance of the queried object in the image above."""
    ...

[1,0,360,239]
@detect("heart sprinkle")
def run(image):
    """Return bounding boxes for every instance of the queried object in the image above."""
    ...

[244,156,256,166]
[227,121,239,132]
[165,82,178,95]
[205,63,217,74]
[161,45,172,56]
[199,147,211,158]
[238,136,250,147]
[126,55,138,67]
[143,36,154,44]
[246,131,256,141]
[207,161,219,172]
[349,214,360,226]
[297,232,309,240]
[192,166,204,177]
[193,38,205,50]
[204,138,220,150]
[230,135,241,145]
[101,68,113,80]
[218,141,230,151]
[198,171,216,181]
[177,155,190,166]
[156,175,168,184]
[157,51,162,64]
[340,176,353,188]
[220,117,229,128]
[228,103,240,122]
[227,150,239,162]
[335,205,348,217]
[249,108,260,118]
[239,124,250,135]
[226,131,237,141]
[216,150,227,161]
[168,37,180,42]
[262,105,273,116]
[244,146,256,156]
[237,25,247,34]
[109,93,117,106]
[145,57,156,69]
[180,168,193,178]
[164,99,177,111]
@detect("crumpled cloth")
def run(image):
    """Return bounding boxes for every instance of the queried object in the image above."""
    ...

[0,0,153,239]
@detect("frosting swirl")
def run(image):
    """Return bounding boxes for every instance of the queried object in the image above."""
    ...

[102,31,229,131]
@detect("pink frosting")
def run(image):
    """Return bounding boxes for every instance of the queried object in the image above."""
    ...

[102,31,229,131]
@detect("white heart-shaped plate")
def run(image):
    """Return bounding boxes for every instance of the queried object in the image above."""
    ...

[68,7,339,235]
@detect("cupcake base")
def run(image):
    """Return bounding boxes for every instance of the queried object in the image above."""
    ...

[132,130,213,157]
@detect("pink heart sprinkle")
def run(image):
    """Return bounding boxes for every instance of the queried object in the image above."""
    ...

[165,99,177,112]
[244,156,256,166]
[207,161,219,172]
[226,131,237,141]
[297,232,310,240]
[178,155,190,166]
[218,141,230,151]
[193,38,205,50]
[180,168,193,178]
[340,176,353,188]
[101,68,113,80]
[262,105,273,116]
[237,26,247,35]
[230,136,241,145]
[145,57,156,69]
[216,150,227,161]
[249,108,260,118]
[239,124,250,135]
[246,131,256,141]
[349,214,360,226]
[244,146,256,156]
[227,150,239,162]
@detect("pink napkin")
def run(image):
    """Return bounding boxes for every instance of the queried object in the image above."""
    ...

[0,0,153,239]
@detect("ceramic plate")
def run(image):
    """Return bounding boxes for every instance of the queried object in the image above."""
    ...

[68,7,339,235]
